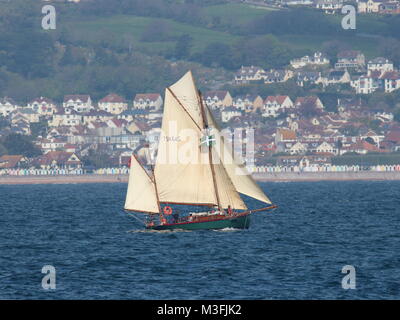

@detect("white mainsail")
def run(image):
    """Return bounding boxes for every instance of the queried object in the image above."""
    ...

[124,155,160,214]
[154,83,217,206]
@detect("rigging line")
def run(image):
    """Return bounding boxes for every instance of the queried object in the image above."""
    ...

[126,212,146,225]
[167,87,203,132]
[132,153,155,184]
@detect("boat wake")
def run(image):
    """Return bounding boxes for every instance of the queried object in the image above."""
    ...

[213,227,242,232]
[127,229,192,233]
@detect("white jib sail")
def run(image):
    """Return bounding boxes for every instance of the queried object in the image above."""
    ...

[124,155,160,214]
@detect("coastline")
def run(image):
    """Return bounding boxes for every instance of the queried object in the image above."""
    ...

[0,175,128,185]
[1,171,400,185]
[253,171,400,182]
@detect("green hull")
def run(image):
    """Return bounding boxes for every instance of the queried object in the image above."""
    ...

[148,214,251,231]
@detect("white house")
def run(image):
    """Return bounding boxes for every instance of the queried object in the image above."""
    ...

[381,71,400,93]
[358,0,386,13]
[335,50,365,69]
[264,69,293,84]
[263,96,294,117]
[133,93,163,111]
[50,107,83,127]
[81,110,114,125]
[98,93,128,115]
[63,95,92,113]
[221,107,243,123]
[352,72,382,94]
[0,97,17,117]
[290,52,330,69]
[315,141,337,155]
[296,71,323,86]
[289,142,308,155]
[28,97,57,116]
[40,138,67,153]
[315,0,344,13]
[326,69,351,85]
[203,91,233,109]
[367,57,394,73]
[12,108,40,123]
[233,95,263,112]
[234,66,266,84]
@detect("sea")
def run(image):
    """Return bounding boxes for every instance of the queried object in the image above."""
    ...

[0,180,399,299]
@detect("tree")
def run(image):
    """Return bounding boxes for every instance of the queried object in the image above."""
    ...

[30,119,49,139]
[0,116,9,130]
[0,134,41,157]
[322,40,350,63]
[140,21,171,42]
[379,38,400,67]
[394,108,400,122]
[194,42,235,69]
[298,101,323,118]
[0,143,7,156]
[173,34,193,60]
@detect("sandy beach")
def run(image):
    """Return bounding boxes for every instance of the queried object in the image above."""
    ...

[1,171,400,185]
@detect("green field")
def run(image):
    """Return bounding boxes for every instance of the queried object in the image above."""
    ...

[61,1,389,60]
[202,3,275,24]
[280,34,381,59]
[65,18,382,60]
[61,2,278,55]
[64,15,241,54]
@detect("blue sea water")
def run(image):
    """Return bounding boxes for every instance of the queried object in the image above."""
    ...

[0,180,399,299]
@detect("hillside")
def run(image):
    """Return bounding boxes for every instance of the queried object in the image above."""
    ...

[0,0,400,102]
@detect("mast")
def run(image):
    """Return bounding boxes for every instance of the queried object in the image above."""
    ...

[151,164,162,217]
[143,146,162,218]
[198,90,222,212]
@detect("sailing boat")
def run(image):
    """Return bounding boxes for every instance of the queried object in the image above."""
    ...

[124,71,277,231]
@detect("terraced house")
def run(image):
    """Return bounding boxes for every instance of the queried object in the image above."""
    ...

[234,66,266,84]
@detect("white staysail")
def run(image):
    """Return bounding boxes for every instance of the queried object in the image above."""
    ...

[211,148,248,210]
[124,155,160,214]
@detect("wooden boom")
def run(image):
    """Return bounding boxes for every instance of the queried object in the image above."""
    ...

[243,204,278,215]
